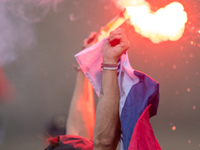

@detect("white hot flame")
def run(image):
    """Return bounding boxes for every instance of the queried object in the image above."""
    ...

[113,0,188,43]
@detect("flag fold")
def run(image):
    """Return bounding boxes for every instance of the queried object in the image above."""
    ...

[75,39,161,150]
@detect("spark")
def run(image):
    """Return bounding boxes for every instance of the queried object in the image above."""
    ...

[172,126,176,131]
[192,106,196,110]
[187,88,191,92]
[175,91,179,95]
[189,54,194,58]
[180,46,184,51]
[172,65,177,69]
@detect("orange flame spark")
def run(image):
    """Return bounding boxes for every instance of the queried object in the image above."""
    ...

[126,2,188,43]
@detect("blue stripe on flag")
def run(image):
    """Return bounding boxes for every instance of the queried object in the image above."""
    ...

[121,70,159,150]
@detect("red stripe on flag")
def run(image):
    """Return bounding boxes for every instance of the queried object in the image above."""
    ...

[128,104,161,150]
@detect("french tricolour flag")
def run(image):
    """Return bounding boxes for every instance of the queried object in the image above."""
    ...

[75,39,161,150]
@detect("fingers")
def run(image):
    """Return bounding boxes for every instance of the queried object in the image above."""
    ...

[107,28,130,49]
[107,28,124,41]
[87,32,98,43]
[102,28,130,64]
[82,32,98,49]
[108,34,123,44]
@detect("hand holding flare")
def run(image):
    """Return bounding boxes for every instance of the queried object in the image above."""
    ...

[102,28,130,64]
[85,1,187,46]
[82,9,130,49]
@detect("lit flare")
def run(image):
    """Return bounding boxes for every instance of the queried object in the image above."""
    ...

[126,2,188,43]
[97,9,130,42]
[97,1,187,44]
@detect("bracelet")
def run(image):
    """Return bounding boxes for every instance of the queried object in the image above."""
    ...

[102,66,118,70]
[101,63,118,70]
[73,64,82,72]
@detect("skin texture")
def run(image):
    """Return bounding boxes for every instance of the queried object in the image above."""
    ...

[66,69,95,140]
[93,28,130,150]
[66,32,97,140]
[66,28,130,150]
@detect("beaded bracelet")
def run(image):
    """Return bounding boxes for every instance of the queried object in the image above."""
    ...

[101,63,118,70]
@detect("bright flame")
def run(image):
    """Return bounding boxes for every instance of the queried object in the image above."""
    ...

[126,2,188,43]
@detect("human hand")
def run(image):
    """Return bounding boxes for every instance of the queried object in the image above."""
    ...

[102,28,130,64]
[82,32,98,49]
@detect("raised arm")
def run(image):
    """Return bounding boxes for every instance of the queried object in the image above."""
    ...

[66,32,98,140]
[93,28,130,150]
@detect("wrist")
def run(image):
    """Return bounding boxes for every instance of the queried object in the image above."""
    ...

[101,63,118,71]
[103,58,118,65]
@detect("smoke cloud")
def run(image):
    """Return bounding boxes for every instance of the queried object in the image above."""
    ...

[0,2,34,66]
[5,0,64,23]
[0,0,64,66]
[111,0,149,10]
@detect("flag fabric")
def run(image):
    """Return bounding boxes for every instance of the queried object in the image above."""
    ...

[75,39,161,150]
[128,104,161,150]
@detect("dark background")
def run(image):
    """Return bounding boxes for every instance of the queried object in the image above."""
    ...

[0,0,200,149]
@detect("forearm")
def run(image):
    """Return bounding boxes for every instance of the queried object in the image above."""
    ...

[67,70,95,140]
[93,28,130,149]
[93,69,121,150]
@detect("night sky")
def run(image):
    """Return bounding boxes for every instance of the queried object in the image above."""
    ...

[0,0,200,150]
